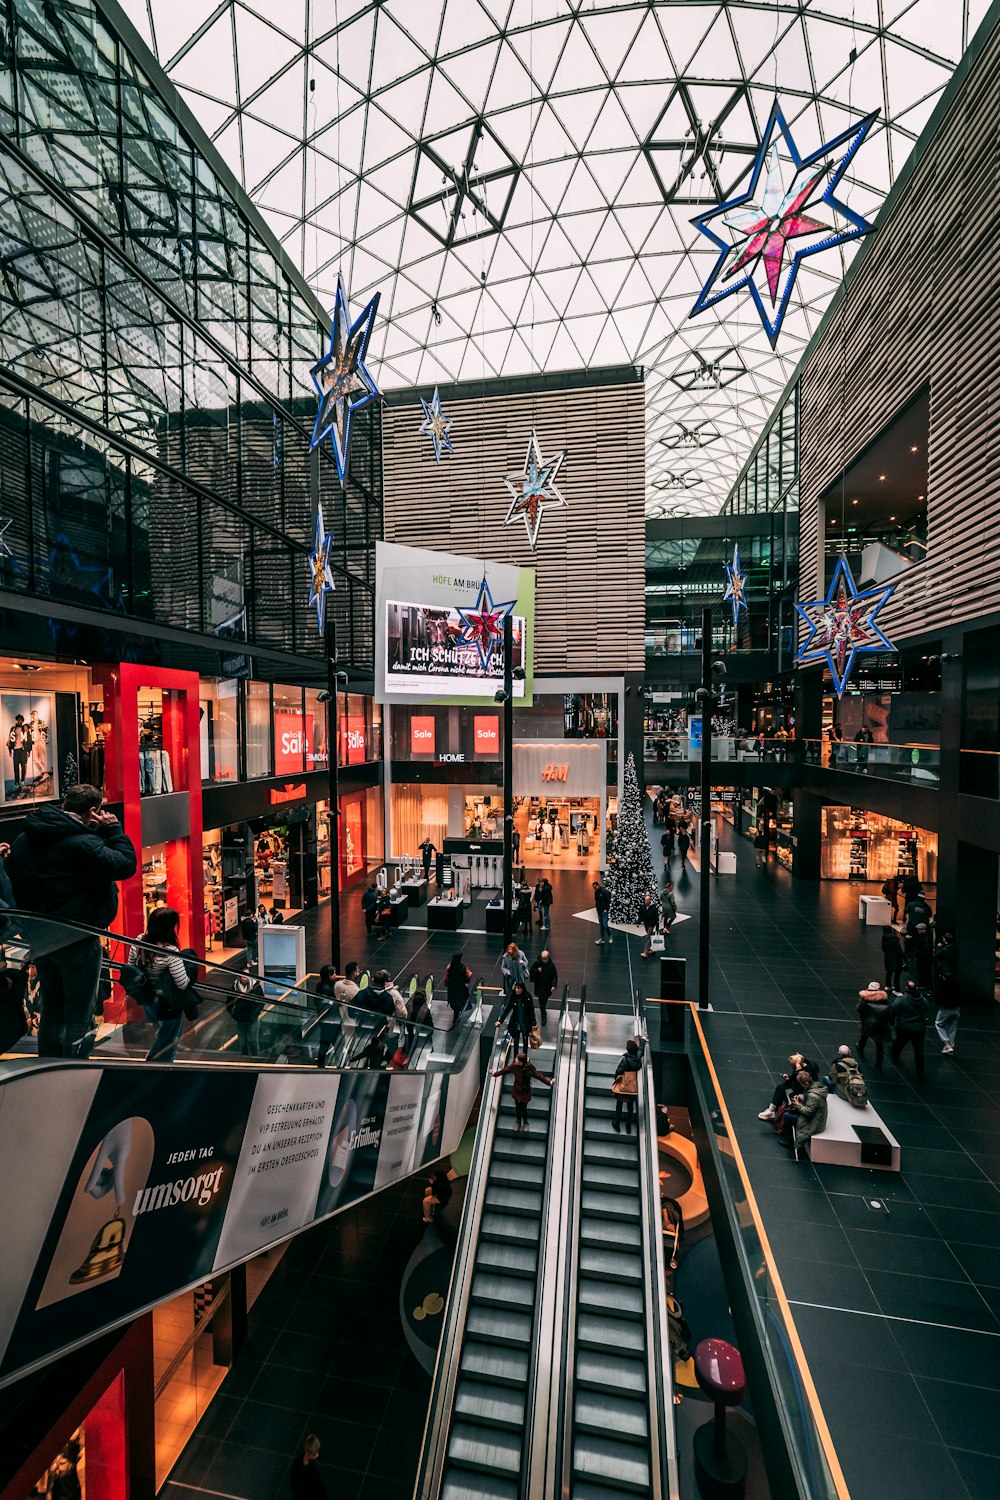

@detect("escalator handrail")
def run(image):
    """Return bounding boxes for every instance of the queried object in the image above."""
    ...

[414,1027,508,1500]
[636,1014,681,1499]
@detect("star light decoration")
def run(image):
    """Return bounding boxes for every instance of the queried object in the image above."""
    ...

[309,276,380,486]
[418,386,453,462]
[794,555,896,698]
[690,100,879,348]
[723,544,747,624]
[456,578,516,671]
[502,430,567,549]
[307,507,335,633]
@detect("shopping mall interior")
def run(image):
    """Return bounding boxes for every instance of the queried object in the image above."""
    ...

[1,2,1000,1498]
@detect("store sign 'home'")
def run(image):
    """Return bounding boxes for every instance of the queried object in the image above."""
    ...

[541,763,568,782]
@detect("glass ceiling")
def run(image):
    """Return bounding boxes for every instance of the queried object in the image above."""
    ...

[119,0,987,516]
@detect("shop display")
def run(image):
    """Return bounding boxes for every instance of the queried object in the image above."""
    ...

[138,700,174,796]
[1,690,58,803]
[822,805,937,883]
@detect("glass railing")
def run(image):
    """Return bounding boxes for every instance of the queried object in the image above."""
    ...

[644,733,940,784]
[685,1005,851,1500]
[0,912,480,1072]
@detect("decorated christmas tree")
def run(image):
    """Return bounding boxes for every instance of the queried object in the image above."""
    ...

[608,752,658,924]
[62,752,79,790]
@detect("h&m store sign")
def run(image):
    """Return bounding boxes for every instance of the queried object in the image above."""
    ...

[513,741,605,798]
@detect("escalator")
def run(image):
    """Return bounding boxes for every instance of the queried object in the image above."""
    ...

[567,1048,658,1497]
[429,1036,558,1500]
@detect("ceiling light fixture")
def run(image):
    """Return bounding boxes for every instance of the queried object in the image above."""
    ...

[878,473,886,481]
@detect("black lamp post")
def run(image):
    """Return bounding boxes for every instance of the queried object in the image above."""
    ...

[696,606,727,1010]
[497,613,525,948]
[323,615,348,975]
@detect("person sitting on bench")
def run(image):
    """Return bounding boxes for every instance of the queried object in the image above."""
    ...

[758,1052,819,1122]
[778,1070,829,1153]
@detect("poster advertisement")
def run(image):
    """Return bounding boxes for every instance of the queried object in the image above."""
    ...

[316,1071,392,1218]
[375,542,535,706]
[213,1073,343,1268]
[1,692,58,804]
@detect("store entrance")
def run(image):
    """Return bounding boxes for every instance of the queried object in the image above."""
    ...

[515,795,602,870]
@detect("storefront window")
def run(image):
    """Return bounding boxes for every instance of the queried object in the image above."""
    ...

[199,679,239,782]
[339,691,370,766]
[273,684,307,775]
[0,656,101,806]
[245,679,271,778]
[305,689,328,770]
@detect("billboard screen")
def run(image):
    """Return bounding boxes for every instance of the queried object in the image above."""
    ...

[376,542,534,705]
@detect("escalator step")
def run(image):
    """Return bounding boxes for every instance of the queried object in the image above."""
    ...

[572,1481,648,1500]
[448,1420,522,1476]
[460,1343,529,1386]
[581,1137,638,1163]
[472,1270,535,1307]
[577,1311,645,1354]
[485,1186,542,1217]
[493,1137,547,1162]
[454,1378,526,1430]
[576,1348,646,1394]
[579,1277,644,1318]
[578,1246,643,1284]
[580,1217,641,1250]
[573,1434,651,1493]
[476,1240,537,1277]
[575,1390,649,1441]
[442,1475,518,1500]
[583,1163,640,1193]
[584,1097,624,1116]
[581,1189,640,1221]
[479,1210,532,1242]
[467,1305,532,1346]
[491,1160,546,1189]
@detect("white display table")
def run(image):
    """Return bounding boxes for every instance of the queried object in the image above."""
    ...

[858,895,892,925]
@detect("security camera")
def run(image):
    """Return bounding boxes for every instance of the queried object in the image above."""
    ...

[512,666,526,682]
[316,690,331,703]
[494,688,509,704]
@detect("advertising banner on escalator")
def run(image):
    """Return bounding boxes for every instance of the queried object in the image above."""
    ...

[0,1044,481,1387]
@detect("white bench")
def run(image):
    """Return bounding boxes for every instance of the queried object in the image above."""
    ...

[809,1093,900,1172]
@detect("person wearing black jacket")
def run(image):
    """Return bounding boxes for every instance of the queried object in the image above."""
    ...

[534,877,553,933]
[593,880,612,945]
[529,949,558,1026]
[856,981,892,1069]
[904,893,932,935]
[677,829,691,868]
[8,784,137,1057]
[890,981,929,1080]
[227,963,265,1055]
[444,953,472,1020]
[495,981,536,1058]
[612,1036,646,1134]
[909,923,934,989]
[361,882,379,936]
[881,924,905,994]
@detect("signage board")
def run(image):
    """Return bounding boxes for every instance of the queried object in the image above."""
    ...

[410,716,436,755]
[474,715,499,756]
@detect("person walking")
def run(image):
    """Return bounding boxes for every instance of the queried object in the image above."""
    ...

[534,876,553,933]
[881,924,905,994]
[593,879,612,945]
[677,828,691,868]
[881,875,900,922]
[7,783,137,1058]
[495,980,536,1058]
[753,825,768,869]
[660,880,678,936]
[501,940,530,996]
[240,912,259,969]
[529,948,558,1026]
[639,893,661,959]
[889,981,929,1080]
[361,881,379,937]
[445,952,472,1022]
[909,923,934,990]
[313,963,345,1068]
[611,1036,646,1134]
[491,1051,553,1133]
[511,827,521,861]
[290,1435,327,1499]
[661,826,675,863]
[856,980,892,1069]
[227,962,265,1056]
[419,836,437,882]
[127,907,199,1064]
[515,883,533,937]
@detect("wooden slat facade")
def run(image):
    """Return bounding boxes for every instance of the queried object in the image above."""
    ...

[381,374,646,674]
[798,25,1000,646]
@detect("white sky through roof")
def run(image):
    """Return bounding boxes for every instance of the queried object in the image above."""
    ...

[120,0,989,514]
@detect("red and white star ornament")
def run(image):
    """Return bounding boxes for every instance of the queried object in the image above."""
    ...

[455,579,516,671]
[502,430,567,549]
[307,507,335,633]
[794,555,896,698]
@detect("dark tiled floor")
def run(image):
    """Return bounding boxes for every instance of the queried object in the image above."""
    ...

[163,1176,432,1500]
[688,815,1000,1500]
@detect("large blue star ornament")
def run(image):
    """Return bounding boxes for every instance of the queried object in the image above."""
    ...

[456,579,516,671]
[307,507,335,633]
[795,555,895,698]
[418,387,453,461]
[310,277,381,485]
[690,101,879,348]
[502,430,567,549]
[723,544,747,623]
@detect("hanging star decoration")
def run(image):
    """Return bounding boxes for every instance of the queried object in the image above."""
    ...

[502,430,567,549]
[723,544,748,624]
[309,276,381,486]
[795,555,895,698]
[455,578,516,671]
[690,100,878,348]
[307,507,335,633]
[418,387,453,462]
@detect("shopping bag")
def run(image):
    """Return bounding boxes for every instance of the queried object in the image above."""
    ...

[649,932,666,953]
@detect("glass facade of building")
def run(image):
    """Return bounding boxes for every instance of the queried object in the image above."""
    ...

[722,386,798,518]
[0,0,380,672]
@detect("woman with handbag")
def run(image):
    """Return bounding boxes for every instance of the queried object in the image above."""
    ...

[126,907,199,1064]
[611,1036,645,1133]
[495,980,537,1058]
